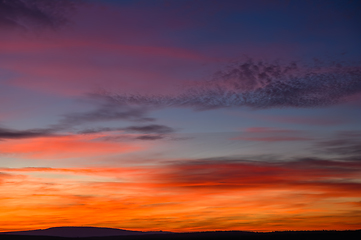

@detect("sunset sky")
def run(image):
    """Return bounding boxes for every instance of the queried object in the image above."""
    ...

[0,0,361,232]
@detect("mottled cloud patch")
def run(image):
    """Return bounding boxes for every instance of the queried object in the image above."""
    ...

[0,0,81,31]
[107,59,361,110]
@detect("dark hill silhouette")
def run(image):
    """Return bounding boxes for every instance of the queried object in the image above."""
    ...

[0,227,170,238]
[0,228,360,240]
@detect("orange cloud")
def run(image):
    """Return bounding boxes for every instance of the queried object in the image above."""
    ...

[0,134,141,159]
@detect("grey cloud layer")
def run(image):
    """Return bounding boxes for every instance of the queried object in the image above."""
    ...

[0,0,80,30]
[108,59,361,110]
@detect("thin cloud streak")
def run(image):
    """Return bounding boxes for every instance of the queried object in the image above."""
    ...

[232,127,312,142]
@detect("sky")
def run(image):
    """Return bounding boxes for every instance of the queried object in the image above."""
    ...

[0,0,361,233]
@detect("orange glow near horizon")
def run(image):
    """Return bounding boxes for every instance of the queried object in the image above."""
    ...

[1,161,361,232]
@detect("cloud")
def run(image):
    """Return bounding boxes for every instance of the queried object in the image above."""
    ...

[0,0,81,31]
[123,124,176,141]
[1,156,361,231]
[106,59,361,110]
[0,127,53,139]
[0,166,145,179]
[0,171,11,181]
[156,158,361,197]
[0,134,142,159]
[0,95,175,142]
[79,124,175,135]
[258,115,347,126]
[135,135,165,141]
[55,102,154,130]
[0,97,159,140]
[3,157,361,194]
[124,124,175,134]
[77,127,122,135]
[316,131,361,159]
[231,127,312,142]
[78,124,176,141]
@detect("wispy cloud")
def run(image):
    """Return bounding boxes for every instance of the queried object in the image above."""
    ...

[232,127,312,142]
[316,131,361,159]
[135,135,165,141]
[0,97,163,141]
[106,59,361,110]
[0,0,81,31]
[52,95,176,141]
[55,104,154,130]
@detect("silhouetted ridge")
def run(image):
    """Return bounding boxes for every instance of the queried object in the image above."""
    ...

[0,227,170,237]
[1,228,360,240]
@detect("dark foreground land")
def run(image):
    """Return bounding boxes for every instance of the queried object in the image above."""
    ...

[1,230,361,240]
